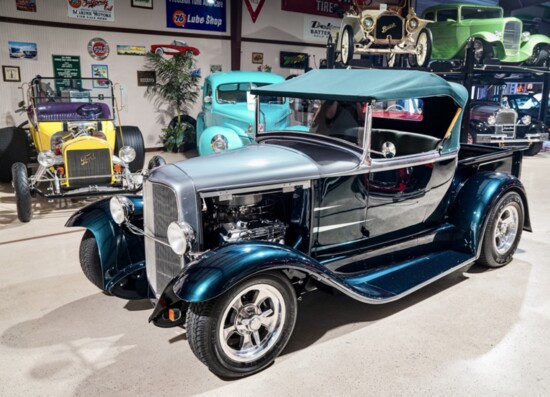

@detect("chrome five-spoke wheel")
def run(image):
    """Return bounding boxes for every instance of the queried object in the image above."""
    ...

[493,205,519,255]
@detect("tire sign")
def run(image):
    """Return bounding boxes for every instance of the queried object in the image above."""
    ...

[88,37,109,60]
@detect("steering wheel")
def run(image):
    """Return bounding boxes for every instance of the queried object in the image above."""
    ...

[386,104,406,111]
[76,103,103,118]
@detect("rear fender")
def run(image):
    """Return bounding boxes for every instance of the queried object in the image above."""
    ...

[65,195,150,299]
[197,125,248,155]
[449,172,531,256]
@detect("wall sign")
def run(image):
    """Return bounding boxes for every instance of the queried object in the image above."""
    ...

[166,0,226,32]
[137,70,156,86]
[252,52,263,64]
[303,15,340,42]
[88,37,110,60]
[2,66,21,82]
[131,0,153,9]
[280,51,309,69]
[16,0,36,12]
[8,41,37,60]
[52,55,81,92]
[92,64,109,88]
[281,0,352,17]
[244,0,265,23]
[117,45,147,56]
[68,0,115,22]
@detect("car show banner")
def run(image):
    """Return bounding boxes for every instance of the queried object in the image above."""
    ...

[166,0,226,32]
[303,15,340,42]
[281,0,351,17]
[67,0,115,22]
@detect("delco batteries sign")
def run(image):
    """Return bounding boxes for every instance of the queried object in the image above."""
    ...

[166,0,226,32]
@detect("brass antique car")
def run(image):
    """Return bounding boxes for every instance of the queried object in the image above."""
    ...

[336,0,432,67]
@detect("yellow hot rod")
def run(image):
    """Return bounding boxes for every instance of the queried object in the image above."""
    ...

[0,76,161,222]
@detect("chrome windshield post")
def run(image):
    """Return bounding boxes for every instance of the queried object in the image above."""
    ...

[361,100,374,166]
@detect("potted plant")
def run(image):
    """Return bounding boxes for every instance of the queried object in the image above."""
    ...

[144,51,200,152]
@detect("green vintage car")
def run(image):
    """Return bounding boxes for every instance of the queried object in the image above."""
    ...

[422,4,550,65]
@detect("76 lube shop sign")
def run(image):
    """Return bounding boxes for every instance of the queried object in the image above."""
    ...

[166,0,226,32]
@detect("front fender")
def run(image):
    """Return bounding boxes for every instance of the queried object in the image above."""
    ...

[197,125,250,156]
[449,172,531,256]
[520,34,550,55]
[65,196,150,300]
[173,242,328,303]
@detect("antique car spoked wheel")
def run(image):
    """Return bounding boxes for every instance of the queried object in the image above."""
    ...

[478,192,524,268]
[410,29,432,68]
[186,273,297,378]
[340,25,354,65]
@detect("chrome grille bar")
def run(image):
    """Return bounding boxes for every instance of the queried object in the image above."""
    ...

[504,21,521,55]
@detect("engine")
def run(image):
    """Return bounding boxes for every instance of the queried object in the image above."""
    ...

[203,193,287,246]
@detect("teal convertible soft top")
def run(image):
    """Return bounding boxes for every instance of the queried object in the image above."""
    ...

[251,69,468,107]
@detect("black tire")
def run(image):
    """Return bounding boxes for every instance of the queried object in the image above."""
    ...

[473,39,493,64]
[186,272,297,378]
[524,142,543,156]
[12,162,32,223]
[478,191,524,268]
[147,155,166,170]
[340,25,354,65]
[409,28,433,68]
[0,127,29,182]
[79,230,105,291]
[524,45,549,66]
[115,126,145,173]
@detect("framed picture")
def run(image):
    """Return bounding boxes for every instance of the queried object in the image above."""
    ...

[137,70,156,86]
[92,64,109,88]
[131,0,153,9]
[252,52,263,64]
[2,65,21,82]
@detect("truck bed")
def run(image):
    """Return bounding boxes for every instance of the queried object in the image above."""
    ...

[458,143,523,179]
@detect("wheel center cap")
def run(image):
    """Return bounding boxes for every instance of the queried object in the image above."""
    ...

[249,316,262,332]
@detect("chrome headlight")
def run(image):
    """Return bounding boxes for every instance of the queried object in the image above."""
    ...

[211,134,228,153]
[119,146,136,163]
[494,30,502,40]
[167,221,195,255]
[362,17,375,31]
[488,115,497,125]
[38,150,56,167]
[521,115,532,125]
[407,18,420,32]
[109,195,134,225]
[522,31,531,42]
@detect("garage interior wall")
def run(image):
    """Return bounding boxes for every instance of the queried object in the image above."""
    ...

[0,0,333,148]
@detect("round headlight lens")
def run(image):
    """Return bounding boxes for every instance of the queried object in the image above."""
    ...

[363,17,374,30]
[119,146,136,164]
[211,134,228,153]
[522,115,532,125]
[522,31,531,42]
[408,18,419,31]
[109,196,134,224]
[38,150,56,167]
[488,115,497,125]
[167,221,195,255]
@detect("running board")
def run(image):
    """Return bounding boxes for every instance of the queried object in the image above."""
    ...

[318,250,475,304]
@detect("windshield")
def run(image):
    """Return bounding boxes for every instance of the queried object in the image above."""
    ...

[505,95,540,110]
[30,77,114,121]
[461,7,502,20]
[217,83,285,104]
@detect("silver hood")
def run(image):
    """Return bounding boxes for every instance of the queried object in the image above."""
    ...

[155,144,321,192]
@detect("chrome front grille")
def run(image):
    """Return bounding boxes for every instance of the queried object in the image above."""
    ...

[495,109,517,136]
[144,180,183,297]
[66,148,111,187]
[503,21,521,55]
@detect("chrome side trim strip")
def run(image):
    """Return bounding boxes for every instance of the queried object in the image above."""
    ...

[199,180,311,199]
[314,205,342,212]
[314,220,365,233]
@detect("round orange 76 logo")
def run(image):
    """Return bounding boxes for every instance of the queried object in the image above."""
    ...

[172,10,187,27]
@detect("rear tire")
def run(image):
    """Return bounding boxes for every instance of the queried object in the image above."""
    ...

[115,126,145,173]
[12,162,32,223]
[79,230,105,291]
[478,192,524,268]
[524,142,543,156]
[0,127,29,182]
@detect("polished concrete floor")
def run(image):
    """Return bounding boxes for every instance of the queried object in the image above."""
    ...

[0,148,549,397]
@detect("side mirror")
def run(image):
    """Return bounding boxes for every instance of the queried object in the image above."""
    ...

[204,96,212,105]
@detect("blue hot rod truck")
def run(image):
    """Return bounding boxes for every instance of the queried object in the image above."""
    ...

[67,69,530,378]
